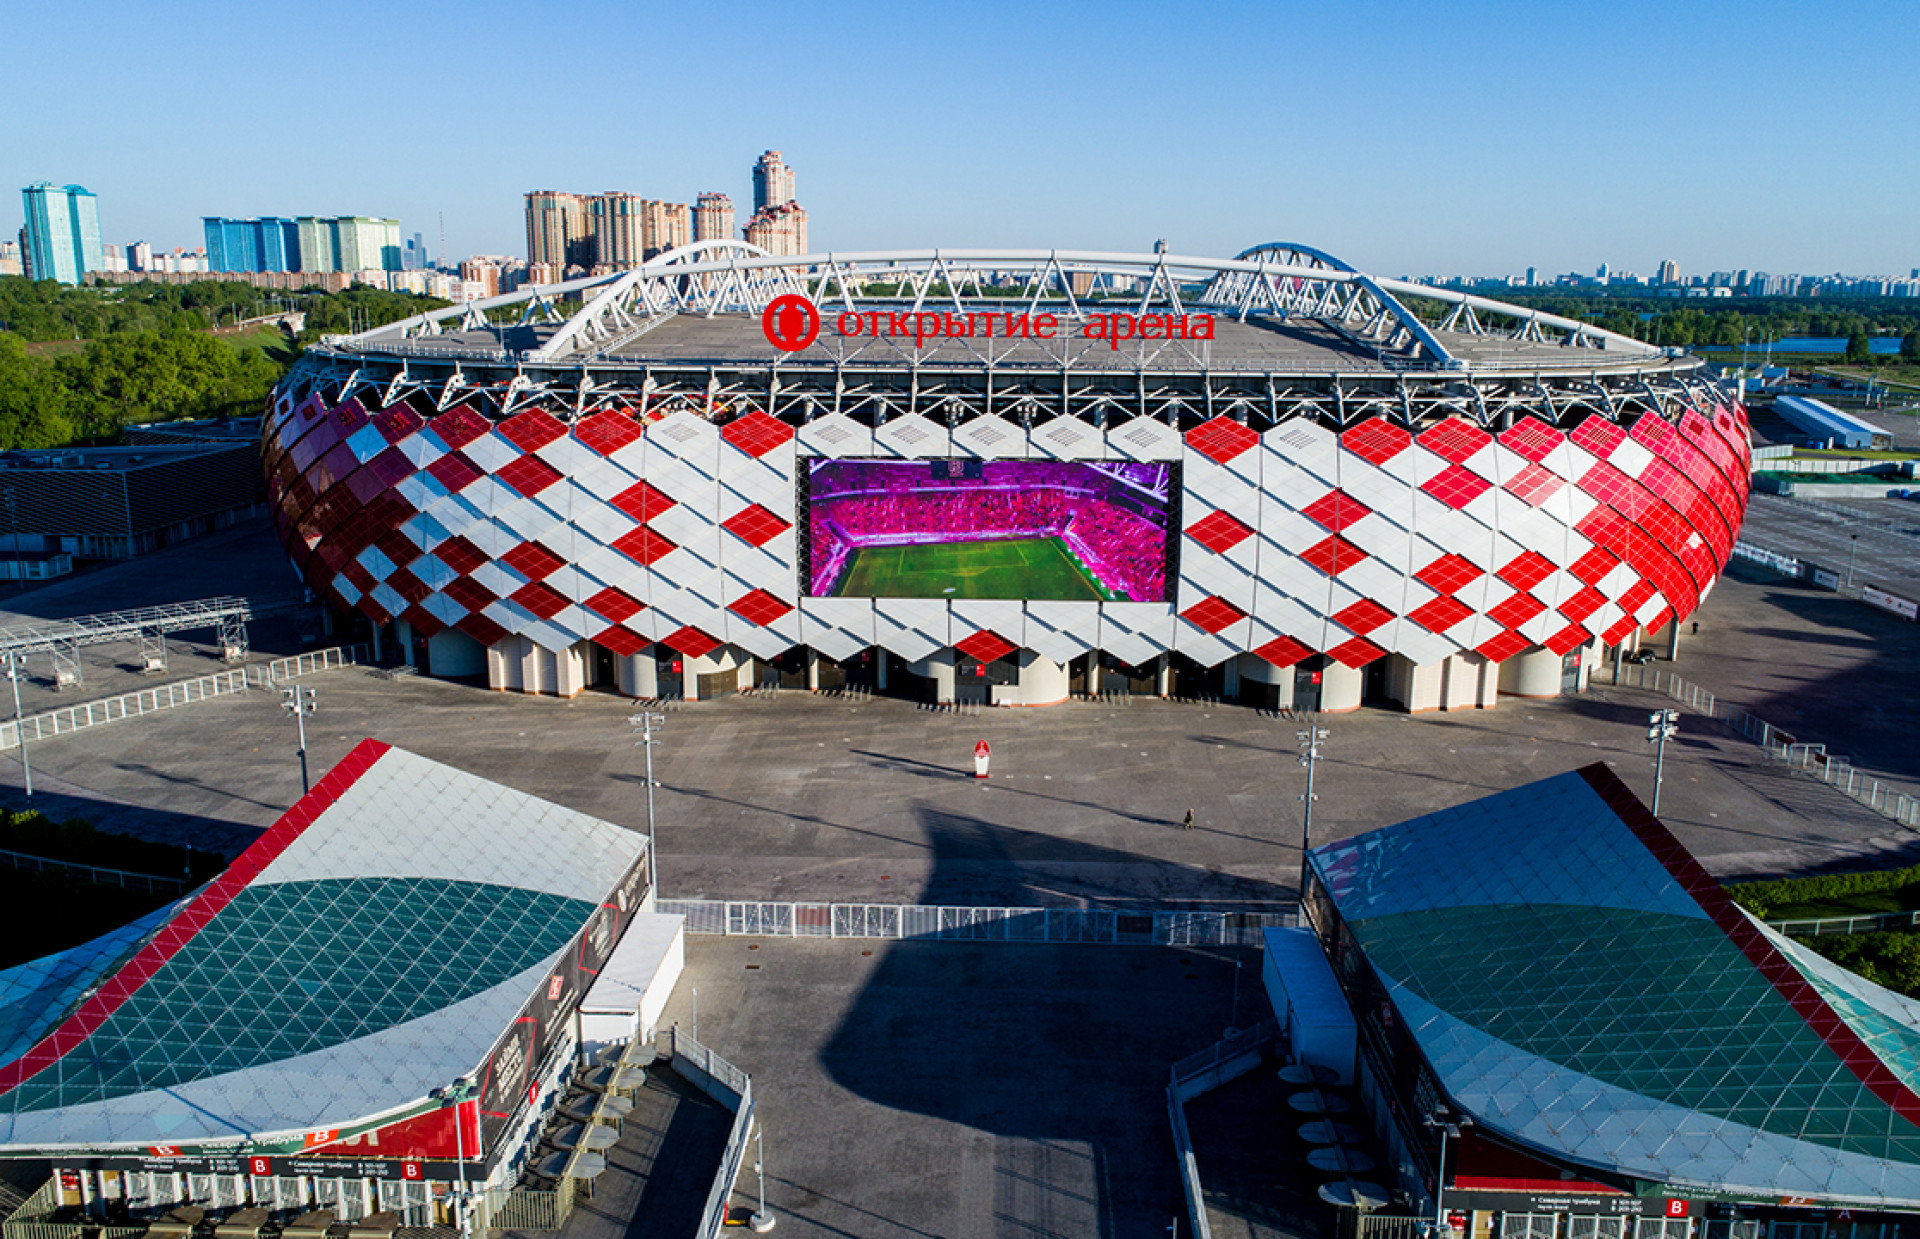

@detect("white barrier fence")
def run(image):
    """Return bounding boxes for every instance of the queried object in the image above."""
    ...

[1730,540,1920,622]
[1168,1021,1282,1239]
[1612,661,1920,830]
[657,899,1294,946]
[0,645,370,752]
[657,1027,755,1239]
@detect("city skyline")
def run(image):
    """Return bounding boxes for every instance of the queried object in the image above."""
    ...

[2,0,1917,278]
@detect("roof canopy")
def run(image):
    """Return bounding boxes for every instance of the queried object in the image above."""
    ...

[1310,764,1920,1209]
[0,740,646,1157]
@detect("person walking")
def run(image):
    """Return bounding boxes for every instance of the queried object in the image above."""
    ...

[1182,808,1195,831]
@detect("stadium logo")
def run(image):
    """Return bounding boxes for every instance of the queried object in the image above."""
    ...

[762,294,821,352]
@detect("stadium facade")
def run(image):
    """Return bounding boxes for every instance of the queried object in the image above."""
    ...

[262,243,1749,711]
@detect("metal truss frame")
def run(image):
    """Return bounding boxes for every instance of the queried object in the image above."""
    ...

[299,243,1727,441]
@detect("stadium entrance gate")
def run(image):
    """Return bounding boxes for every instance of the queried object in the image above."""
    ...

[770,647,809,690]
[1099,653,1158,696]
[654,645,684,699]
[1294,659,1326,713]
[1169,652,1225,700]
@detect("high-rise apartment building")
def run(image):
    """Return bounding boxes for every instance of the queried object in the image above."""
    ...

[0,241,22,278]
[752,151,795,214]
[694,193,735,244]
[20,183,103,285]
[589,192,645,269]
[1656,259,1679,285]
[128,241,152,272]
[744,202,808,257]
[642,200,692,258]
[333,217,401,272]
[203,217,300,273]
[526,191,591,271]
[296,217,337,275]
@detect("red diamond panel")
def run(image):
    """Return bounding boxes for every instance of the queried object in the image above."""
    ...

[1558,586,1607,624]
[499,409,567,453]
[1476,629,1533,663]
[1300,536,1367,577]
[1420,420,1493,464]
[425,452,483,493]
[1187,510,1254,553]
[1415,553,1482,595]
[375,403,424,444]
[1421,463,1493,509]
[1544,623,1593,657]
[955,629,1018,663]
[456,612,510,648]
[341,560,378,595]
[729,589,795,627]
[575,408,646,456]
[399,604,445,639]
[586,587,646,623]
[1499,419,1563,463]
[1487,592,1547,630]
[366,446,414,488]
[1342,418,1412,465]
[430,406,491,450]
[1254,634,1313,667]
[1185,416,1259,465]
[722,409,796,457]
[1331,599,1395,636]
[721,504,793,547]
[1408,595,1474,633]
[610,481,676,523]
[1327,636,1386,668]
[497,453,564,497]
[435,536,488,576]
[444,576,499,612]
[1601,616,1640,646]
[1568,547,1621,586]
[510,580,569,620]
[1618,579,1659,616]
[1505,462,1565,507]
[387,568,432,606]
[1181,596,1248,634]
[594,625,650,657]
[1301,490,1373,533]
[611,526,679,566]
[1569,415,1628,459]
[1498,551,1555,592]
[501,541,565,581]
[663,625,720,659]
[356,595,392,626]
[375,529,421,569]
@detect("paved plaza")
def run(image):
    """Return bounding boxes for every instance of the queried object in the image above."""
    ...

[4,515,1920,1237]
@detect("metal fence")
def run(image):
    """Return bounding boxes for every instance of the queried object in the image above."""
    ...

[1168,1021,1282,1239]
[1,1178,79,1239]
[658,1027,755,1239]
[0,644,370,753]
[0,848,185,894]
[657,899,1296,946]
[1611,661,1920,830]
[1766,909,1920,937]
[472,1178,574,1233]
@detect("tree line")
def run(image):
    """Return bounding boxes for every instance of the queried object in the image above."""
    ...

[1483,291,1920,352]
[0,278,446,450]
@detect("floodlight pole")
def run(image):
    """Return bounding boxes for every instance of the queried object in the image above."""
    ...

[631,712,665,893]
[7,652,31,799]
[1423,1109,1469,1237]
[750,1122,775,1232]
[1648,709,1679,816]
[451,1077,473,1239]
[1297,720,1328,929]
[282,686,315,795]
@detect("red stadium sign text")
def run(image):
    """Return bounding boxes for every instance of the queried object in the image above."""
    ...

[1081,312,1215,349]
[761,294,821,352]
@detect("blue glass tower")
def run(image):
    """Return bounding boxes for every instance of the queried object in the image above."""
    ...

[20,184,102,285]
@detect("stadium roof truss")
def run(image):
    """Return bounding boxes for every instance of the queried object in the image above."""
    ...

[303,245,1719,436]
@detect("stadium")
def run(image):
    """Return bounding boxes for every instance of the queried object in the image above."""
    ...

[262,243,1750,710]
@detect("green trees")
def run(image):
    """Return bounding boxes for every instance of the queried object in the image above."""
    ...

[1846,331,1873,362]
[0,336,76,448]
[1902,330,1920,362]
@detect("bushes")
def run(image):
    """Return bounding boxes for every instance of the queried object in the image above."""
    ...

[0,807,221,883]
[1727,866,1920,919]
[1800,932,1920,998]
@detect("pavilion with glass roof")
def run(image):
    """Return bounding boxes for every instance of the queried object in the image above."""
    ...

[1302,763,1920,1239]
[0,740,650,1224]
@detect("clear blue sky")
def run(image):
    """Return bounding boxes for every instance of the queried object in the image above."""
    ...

[5,0,1916,279]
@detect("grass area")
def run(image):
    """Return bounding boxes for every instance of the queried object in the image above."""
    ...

[20,338,82,358]
[833,536,1116,601]
[1797,448,1920,460]
[209,324,302,367]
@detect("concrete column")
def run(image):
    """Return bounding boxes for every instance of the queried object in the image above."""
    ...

[1222,657,1241,699]
[1006,650,1069,706]
[1664,616,1682,661]
[1497,647,1561,698]
[1321,660,1363,712]
[487,636,525,692]
[396,618,415,669]
[428,629,485,677]
[553,640,587,698]
[1388,655,1445,712]
[877,652,889,691]
[908,650,957,703]
[807,649,821,691]
[1155,653,1171,698]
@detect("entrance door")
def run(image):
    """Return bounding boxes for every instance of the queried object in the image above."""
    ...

[1293,659,1325,713]
[589,643,617,689]
[697,669,739,701]
[654,646,684,699]
[1561,647,1585,693]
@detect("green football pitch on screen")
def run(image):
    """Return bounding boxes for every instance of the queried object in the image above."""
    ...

[831,537,1124,601]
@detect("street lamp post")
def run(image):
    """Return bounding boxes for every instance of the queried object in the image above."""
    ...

[1422,1109,1471,1237]
[1846,534,1859,590]
[282,687,315,794]
[434,1077,475,1239]
[6,652,31,799]
[1297,721,1329,929]
[630,712,665,892]
[749,1122,775,1232]
[1648,709,1679,816]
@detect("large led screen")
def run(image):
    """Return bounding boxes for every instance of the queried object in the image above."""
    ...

[802,458,1178,602]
